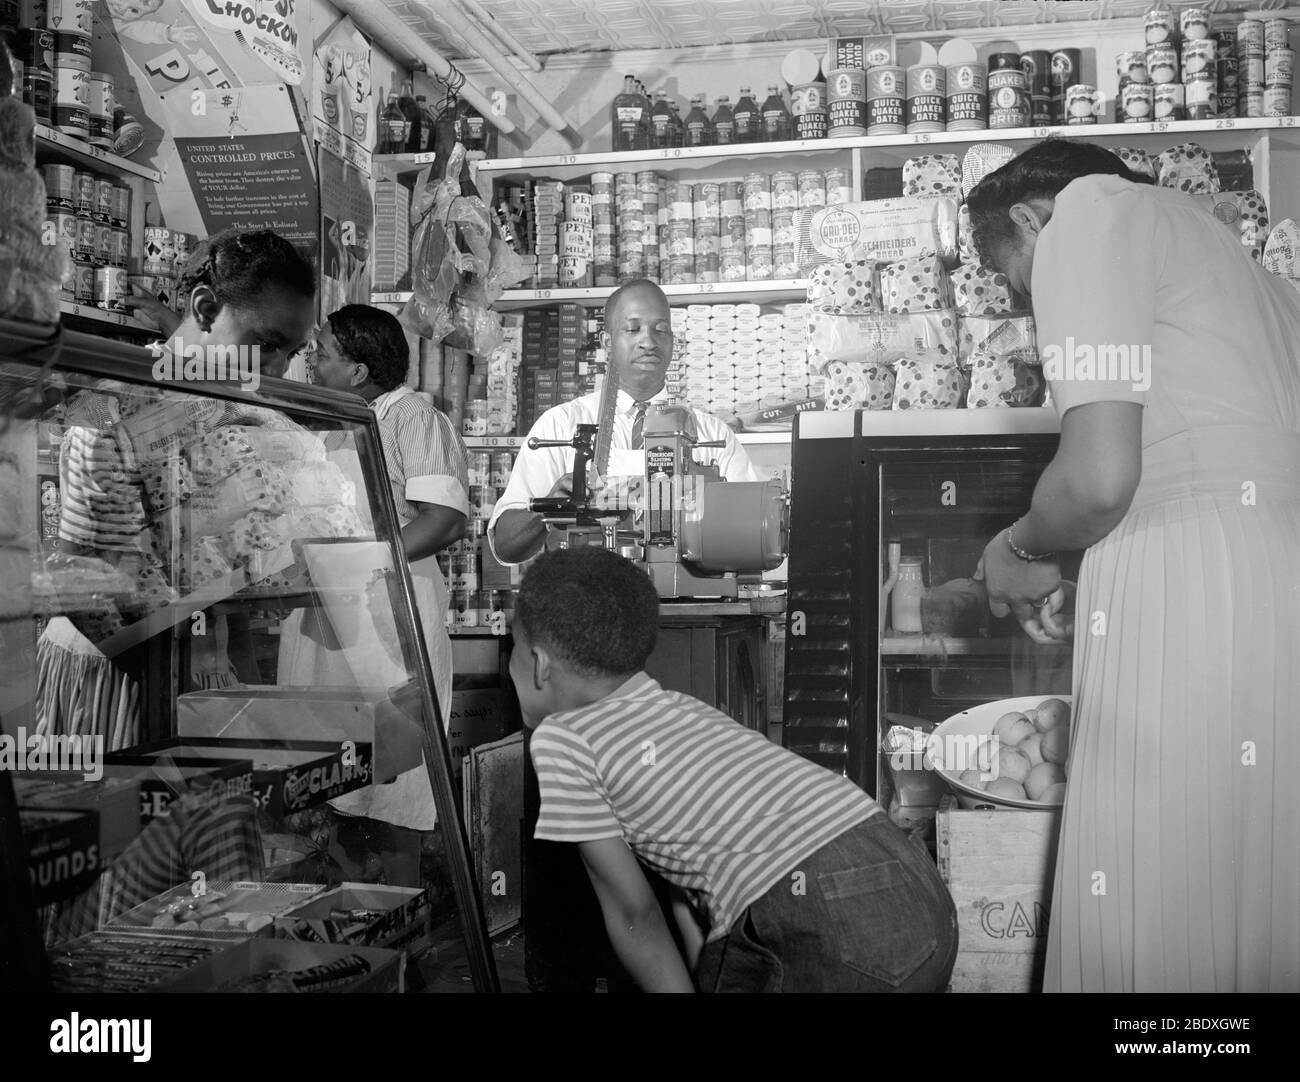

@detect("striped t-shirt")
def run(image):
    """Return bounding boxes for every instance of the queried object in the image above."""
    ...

[531,672,881,941]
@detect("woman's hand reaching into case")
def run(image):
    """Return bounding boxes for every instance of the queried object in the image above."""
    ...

[975,529,1075,645]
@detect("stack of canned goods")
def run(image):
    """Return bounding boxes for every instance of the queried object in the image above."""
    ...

[590,172,616,287]
[1256,17,1294,118]
[44,164,131,311]
[1116,49,1153,123]
[441,450,517,632]
[12,1,108,140]
[131,226,197,318]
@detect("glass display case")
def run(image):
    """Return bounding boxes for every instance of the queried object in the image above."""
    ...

[782,409,1078,821]
[0,318,497,992]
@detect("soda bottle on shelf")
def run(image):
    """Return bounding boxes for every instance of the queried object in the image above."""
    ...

[456,97,487,153]
[668,100,686,147]
[636,79,653,149]
[378,89,406,154]
[399,80,420,152]
[650,90,674,149]
[734,87,760,143]
[684,94,713,147]
[761,85,792,142]
[612,73,645,152]
[413,94,431,152]
[712,94,735,145]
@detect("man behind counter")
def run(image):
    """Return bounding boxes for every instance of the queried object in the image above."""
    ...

[488,278,761,565]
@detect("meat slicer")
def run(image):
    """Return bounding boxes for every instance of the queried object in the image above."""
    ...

[526,404,787,598]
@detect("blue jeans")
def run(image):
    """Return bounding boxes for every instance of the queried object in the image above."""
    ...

[693,814,958,992]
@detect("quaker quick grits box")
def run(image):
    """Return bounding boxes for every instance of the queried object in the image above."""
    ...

[177,684,423,785]
[163,940,404,993]
[274,883,433,954]
[106,880,327,939]
[107,737,373,817]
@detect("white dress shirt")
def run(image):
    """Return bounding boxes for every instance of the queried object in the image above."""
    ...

[487,388,760,564]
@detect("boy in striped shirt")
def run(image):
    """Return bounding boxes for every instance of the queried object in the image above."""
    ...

[512,547,958,993]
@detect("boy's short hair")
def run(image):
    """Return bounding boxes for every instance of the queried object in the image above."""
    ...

[326,304,410,391]
[515,547,659,678]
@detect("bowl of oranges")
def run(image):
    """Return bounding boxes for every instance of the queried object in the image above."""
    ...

[923,695,1072,811]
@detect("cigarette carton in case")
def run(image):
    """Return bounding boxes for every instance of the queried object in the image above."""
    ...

[275,884,433,954]
[110,738,372,818]
[163,939,404,993]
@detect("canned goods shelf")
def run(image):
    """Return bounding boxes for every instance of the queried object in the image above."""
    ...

[36,124,162,183]
[58,301,152,334]
[373,279,807,308]
[460,431,790,448]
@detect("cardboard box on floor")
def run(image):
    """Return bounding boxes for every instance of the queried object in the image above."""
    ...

[177,684,506,782]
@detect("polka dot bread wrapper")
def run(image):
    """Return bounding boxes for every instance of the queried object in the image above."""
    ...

[231,510,292,557]
[807,309,959,367]
[951,264,1018,316]
[966,350,1047,408]
[1194,190,1270,261]
[1154,142,1220,195]
[879,255,954,314]
[957,204,977,266]
[958,314,1037,365]
[1113,147,1156,179]
[902,154,963,199]
[891,358,966,410]
[185,426,256,486]
[140,455,193,516]
[806,259,880,313]
[183,535,235,593]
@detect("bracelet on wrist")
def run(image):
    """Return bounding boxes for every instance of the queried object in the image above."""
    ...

[1006,520,1055,562]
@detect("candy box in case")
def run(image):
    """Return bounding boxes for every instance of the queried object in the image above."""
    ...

[107,880,326,938]
[164,939,404,993]
[275,883,433,954]
[48,930,232,993]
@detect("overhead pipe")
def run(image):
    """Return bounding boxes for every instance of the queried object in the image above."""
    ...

[415,0,583,149]
[328,0,516,137]
[457,0,544,73]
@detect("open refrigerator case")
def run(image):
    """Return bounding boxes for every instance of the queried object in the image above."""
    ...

[0,318,498,992]
[781,409,1078,840]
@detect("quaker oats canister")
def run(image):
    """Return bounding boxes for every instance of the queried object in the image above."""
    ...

[865,65,905,134]
[945,62,987,130]
[906,64,946,133]
[828,67,868,136]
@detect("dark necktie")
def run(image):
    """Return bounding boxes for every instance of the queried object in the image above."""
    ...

[630,400,650,449]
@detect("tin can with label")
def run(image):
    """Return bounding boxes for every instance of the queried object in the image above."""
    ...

[53,31,91,69]
[93,177,113,223]
[988,68,1029,128]
[795,107,828,140]
[1240,90,1264,118]
[87,71,113,147]
[490,451,514,489]
[945,62,987,130]
[94,264,126,311]
[467,450,491,486]
[1185,75,1217,119]
[73,259,94,304]
[1217,88,1239,118]
[905,64,946,132]
[1020,50,1052,94]
[74,213,94,260]
[771,209,796,248]
[59,259,75,299]
[693,181,722,217]
[1146,43,1179,84]
[797,169,826,208]
[51,209,76,260]
[71,170,94,216]
[824,167,853,205]
[1145,8,1176,46]
[93,221,112,266]
[110,184,131,230]
[108,227,129,267]
[1239,19,1265,57]
[1182,37,1217,77]
[720,181,744,218]
[1122,82,1155,122]
[1265,18,1291,52]
[1180,7,1211,42]
[791,82,825,116]
[1264,85,1292,116]
[1154,82,1186,121]
[45,0,94,35]
[989,52,1021,73]
[1267,47,1294,85]
[143,226,173,276]
[52,61,88,137]
[42,163,75,211]
[1050,48,1082,93]
[15,26,55,77]
[451,587,474,630]
[1117,50,1150,84]
[770,172,798,210]
[743,173,771,213]
[1065,84,1099,124]
[22,69,53,124]
[827,67,868,135]
[1218,52,1240,92]
[665,255,694,285]
[1240,55,1266,90]
[865,65,905,134]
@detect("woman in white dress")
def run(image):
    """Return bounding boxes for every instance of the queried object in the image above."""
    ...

[967,140,1300,992]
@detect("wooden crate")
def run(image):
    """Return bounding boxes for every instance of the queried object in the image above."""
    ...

[935,796,1061,993]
